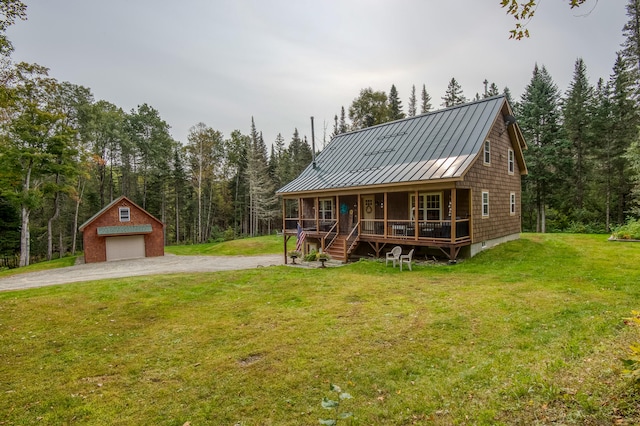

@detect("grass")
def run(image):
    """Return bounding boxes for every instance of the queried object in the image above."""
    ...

[1,234,640,424]
[164,234,290,256]
[0,255,78,278]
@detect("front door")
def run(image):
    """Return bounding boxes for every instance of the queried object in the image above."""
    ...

[363,195,375,221]
[362,195,376,234]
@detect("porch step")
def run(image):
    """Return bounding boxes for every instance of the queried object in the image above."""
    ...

[325,238,345,262]
[324,235,358,263]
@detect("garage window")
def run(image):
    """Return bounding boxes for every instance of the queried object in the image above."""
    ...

[119,207,130,222]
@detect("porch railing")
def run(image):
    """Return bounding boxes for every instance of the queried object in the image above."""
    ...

[361,219,470,240]
[345,220,360,259]
[323,221,339,252]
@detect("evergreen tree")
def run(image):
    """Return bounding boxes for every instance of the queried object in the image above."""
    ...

[622,0,640,97]
[503,87,514,106]
[247,119,277,236]
[408,84,417,117]
[420,84,432,113]
[288,128,313,176]
[441,78,466,107]
[338,106,348,133]
[625,135,640,216]
[517,64,568,233]
[562,58,594,213]
[388,84,405,120]
[608,53,638,224]
[591,78,615,228]
[487,83,500,97]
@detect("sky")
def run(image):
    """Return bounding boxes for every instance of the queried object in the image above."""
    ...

[6,0,630,149]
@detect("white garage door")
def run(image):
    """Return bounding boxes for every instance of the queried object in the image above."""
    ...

[105,235,146,261]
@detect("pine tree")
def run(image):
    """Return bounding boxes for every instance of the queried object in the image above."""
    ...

[517,64,568,233]
[420,84,432,113]
[338,106,348,133]
[247,119,277,236]
[622,0,640,97]
[503,87,514,106]
[608,53,638,225]
[591,79,615,229]
[388,84,405,120]
[441,78,466,107]
[408,84,417,117]
[563,58,594,213]
[487,82,500,97]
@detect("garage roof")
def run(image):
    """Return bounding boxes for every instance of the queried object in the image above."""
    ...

[97,225,153,236]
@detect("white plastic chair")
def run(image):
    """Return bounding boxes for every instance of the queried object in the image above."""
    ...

[399,249,414,271]
[385,246,402,267]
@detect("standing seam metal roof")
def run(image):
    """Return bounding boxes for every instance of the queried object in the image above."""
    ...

[277,96,507,194]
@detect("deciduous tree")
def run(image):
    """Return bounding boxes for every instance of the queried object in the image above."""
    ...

[348,87,388,129]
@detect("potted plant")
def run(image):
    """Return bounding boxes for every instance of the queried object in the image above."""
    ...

[316,252,330,268]
[288,250,302,264]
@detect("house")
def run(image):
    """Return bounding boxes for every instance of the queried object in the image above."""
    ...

[276,95,527,263]
[79,195,165,263]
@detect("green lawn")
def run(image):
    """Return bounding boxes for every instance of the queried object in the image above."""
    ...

[165,234,290,256]
[0,255,78,278]
[1,234,639,425]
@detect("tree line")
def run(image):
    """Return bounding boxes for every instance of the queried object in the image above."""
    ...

[2,1,640,267]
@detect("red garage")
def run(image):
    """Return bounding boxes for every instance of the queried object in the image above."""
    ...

[79,196,165,263]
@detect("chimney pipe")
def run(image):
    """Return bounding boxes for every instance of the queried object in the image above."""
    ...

[311,116,316,168]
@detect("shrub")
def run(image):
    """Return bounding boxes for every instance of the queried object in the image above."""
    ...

[304,249,318,262]
[611,218,640,240]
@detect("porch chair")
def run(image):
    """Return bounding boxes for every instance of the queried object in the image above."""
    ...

[385,246,402,267]
[399,249,415,271]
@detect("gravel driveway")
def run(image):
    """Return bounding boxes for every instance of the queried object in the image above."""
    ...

[0,254,283,292]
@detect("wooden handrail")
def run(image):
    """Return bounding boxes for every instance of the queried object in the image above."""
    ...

[323,220,339,251]
[344,220,360,258]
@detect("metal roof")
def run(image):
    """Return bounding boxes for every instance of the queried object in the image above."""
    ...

[277,95,512,195]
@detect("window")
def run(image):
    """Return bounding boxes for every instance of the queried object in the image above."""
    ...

[119,207,130,222]
[482,191,489,217]
[319,198,334,220]
[410,192,442,221]
[483,140,491,165]
[508,149,515,174]
[510,192,516,215]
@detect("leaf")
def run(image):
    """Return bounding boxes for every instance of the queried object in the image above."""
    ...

[321,397,339,409]
[329,384,342,393]
[319,420,337,426]
[339,412,353,419]
[339,392,352,400]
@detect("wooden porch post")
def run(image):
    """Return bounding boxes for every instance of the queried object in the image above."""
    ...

[451,188,457,243]
[384,192,388,237]
[282,198,287,264]
[315,197,319,239]
[469,189,473,243]
[414,190,419,241]
[357,194,361,234]
[336,195,340,234]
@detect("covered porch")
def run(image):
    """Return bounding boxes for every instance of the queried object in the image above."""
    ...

[282,187,472,262]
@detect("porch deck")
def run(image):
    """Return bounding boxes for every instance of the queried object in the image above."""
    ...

[284,217,471,261]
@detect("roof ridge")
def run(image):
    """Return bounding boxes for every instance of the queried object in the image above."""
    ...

[335,95,506,139]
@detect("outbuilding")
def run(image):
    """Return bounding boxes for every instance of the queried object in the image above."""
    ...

[79,196,164,263]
